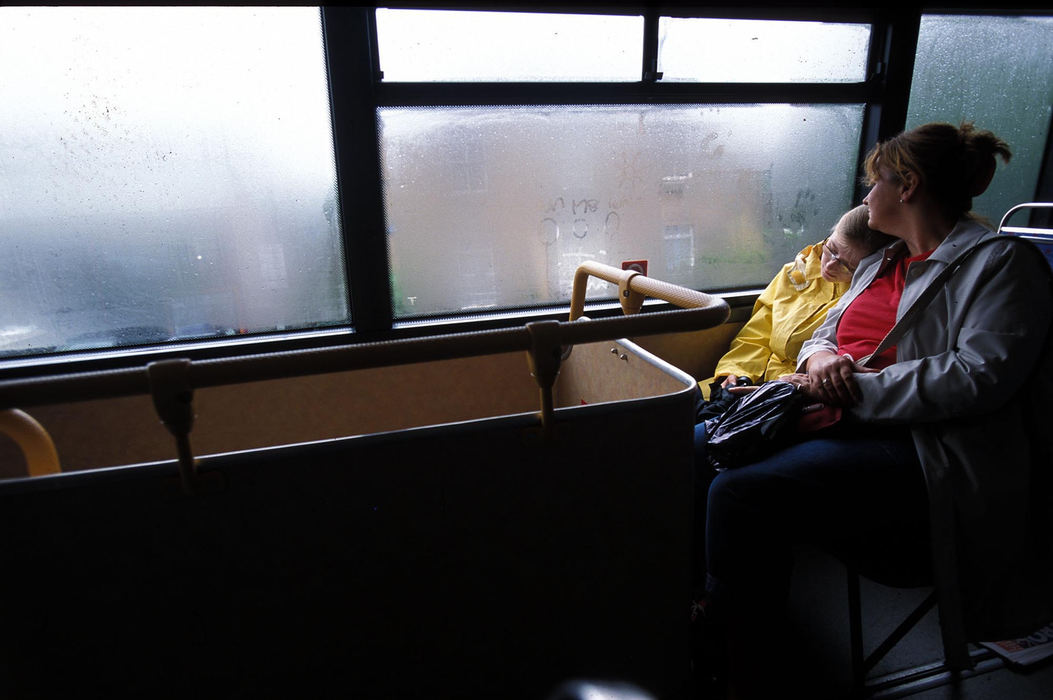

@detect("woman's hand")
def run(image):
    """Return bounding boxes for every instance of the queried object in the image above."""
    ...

[778,373,820,402]
[803,351,875,406]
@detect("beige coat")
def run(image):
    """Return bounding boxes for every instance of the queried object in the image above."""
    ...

[799,219,1053,669]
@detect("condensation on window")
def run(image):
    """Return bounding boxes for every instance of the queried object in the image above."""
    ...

[380,104,864,318]
[0,7,347,357]
[905,15,1053,226]
[375,8,643,82]
[658,17,871,83]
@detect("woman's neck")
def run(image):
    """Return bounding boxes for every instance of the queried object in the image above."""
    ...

[899,202,956,257]
[903,228,951,257]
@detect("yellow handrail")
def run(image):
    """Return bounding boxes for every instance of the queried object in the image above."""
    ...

[0,277,729,481]
[0,306,731,413]
[569,260,724,321]
[0,408,60,477]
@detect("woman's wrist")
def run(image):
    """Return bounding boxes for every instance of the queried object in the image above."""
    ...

[803,350,837,373]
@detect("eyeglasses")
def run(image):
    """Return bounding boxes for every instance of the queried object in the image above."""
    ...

[821,238,857,274]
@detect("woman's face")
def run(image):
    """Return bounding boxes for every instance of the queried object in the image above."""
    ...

[820,230,865,284]
[862,167,903,233]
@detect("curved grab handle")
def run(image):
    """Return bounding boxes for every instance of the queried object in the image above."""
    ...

[0,408,60,477]
[998,202,1053,236]
[569,260,725,320]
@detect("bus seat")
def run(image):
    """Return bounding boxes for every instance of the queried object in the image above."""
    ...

[998,202,1053,268]
[0,408,60,477]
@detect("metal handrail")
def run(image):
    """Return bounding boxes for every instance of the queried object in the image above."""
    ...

[569,260,724,321]
[0,265,729,492]
[0,409,61,477]
[0,306,728,412]
[997,202,1053,237]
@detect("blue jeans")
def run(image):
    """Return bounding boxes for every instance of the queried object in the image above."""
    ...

[692,420,928,616]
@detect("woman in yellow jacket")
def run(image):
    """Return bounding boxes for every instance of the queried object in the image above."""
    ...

[698,204,892,404]
[690,204,893,655]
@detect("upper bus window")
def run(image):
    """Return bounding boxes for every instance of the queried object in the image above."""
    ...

[0,7,346,358]
[375,9,643,82]
[905,15,1053,224]
[381,103,863,318]
[657,17,871,83]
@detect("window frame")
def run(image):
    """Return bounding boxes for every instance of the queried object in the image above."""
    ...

[331,4,910,339]
[2,3,1050,380]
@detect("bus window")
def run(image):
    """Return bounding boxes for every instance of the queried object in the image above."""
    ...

[906,15,1053,223]
[0,7,346,358]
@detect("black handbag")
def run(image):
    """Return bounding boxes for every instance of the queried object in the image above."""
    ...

[703,380,804,470]
[694,377,752,423]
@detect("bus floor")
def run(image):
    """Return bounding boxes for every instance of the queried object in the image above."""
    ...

[775,546,1053,700]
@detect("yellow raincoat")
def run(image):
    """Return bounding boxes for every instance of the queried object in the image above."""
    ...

[699,241,847,398]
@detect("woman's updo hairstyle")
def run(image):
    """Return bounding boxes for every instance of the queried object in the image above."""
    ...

[863,121,1011,222]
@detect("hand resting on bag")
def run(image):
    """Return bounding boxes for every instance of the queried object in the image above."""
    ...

[782,355,878,406]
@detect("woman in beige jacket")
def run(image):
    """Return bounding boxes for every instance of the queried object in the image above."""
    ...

[696,122,1053,698]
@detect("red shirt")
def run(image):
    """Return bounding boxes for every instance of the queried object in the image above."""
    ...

[836,249,933,369]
